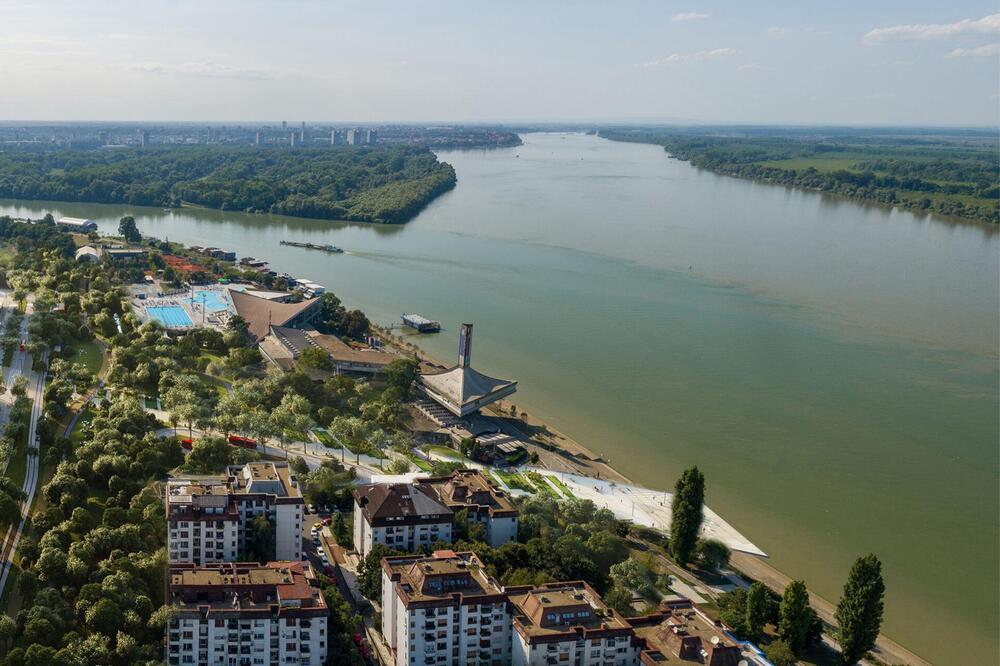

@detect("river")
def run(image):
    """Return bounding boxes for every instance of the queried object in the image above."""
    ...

[2,133,997,665]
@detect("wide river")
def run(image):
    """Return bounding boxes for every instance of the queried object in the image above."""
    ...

[2,133,997,664]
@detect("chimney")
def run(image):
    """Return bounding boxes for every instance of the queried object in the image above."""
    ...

[458,323,473,368]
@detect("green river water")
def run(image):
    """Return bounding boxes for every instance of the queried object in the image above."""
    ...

[2,133,997,664]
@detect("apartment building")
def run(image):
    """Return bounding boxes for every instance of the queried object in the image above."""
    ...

[167,462,305,564]
[352,482,453,556]
[417,469,520,548]
[381,550,512,666]
[166,561,328,666]
[507,582,643,666]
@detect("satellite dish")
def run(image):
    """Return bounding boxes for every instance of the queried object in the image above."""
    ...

[738,661,749,666]
[710,636,720,645]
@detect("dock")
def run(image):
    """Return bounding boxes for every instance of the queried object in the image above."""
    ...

[280,240,343,254]
[401,313,441,333]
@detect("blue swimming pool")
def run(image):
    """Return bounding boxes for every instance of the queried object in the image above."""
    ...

[187,289,230,312]
[147,306,193,327]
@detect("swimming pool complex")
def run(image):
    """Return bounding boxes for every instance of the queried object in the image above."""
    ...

[147,306,193,327]
[187,289,230,312]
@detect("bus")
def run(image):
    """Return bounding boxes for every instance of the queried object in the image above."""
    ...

[180,438,193,451]
[228,435,258,450]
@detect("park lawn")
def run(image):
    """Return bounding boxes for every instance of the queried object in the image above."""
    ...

[495,470,534,493]
[195,372,230,397]
[525,471,560,498]
[547,475,574,499]
[313,429,337,448]
[408,455,432,472]
[427,445,465,461]
[73,340,105,376]
[69,408,95,447]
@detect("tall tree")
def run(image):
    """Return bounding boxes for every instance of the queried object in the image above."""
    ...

[778,579,818,654]
[669,466,705,566]
[117,216,141,243]
[835,554,885,665]
[744,581,770,638]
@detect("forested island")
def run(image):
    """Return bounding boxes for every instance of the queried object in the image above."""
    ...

[600,127,999,224]
[0,145,456,224]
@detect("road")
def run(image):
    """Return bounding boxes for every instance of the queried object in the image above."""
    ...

[0,329,46,601]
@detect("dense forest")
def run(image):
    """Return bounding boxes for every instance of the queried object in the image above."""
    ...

[0,145,456,224]
[600,128,999,224]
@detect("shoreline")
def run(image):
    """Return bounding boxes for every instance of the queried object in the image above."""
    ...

[375,323,933,666]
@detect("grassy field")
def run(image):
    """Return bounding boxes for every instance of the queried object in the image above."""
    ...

[195,372,230,397]
[494,470,534,493]
[757,154,871,173]
[427,445,465,461]
[408,455,433,472]
[547,474,574,499]
[525,471,560,498]
[73,340,104,376]
[4,399,32,490]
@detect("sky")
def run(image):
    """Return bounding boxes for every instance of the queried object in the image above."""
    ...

[0,0,997,125]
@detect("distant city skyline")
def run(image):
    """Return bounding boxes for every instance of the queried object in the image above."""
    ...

[0,0,997,125]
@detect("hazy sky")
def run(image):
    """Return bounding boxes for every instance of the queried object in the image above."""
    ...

[1,1,997,125]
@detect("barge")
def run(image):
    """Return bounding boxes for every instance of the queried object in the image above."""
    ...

[401,313,441,333]
[280,240,343,254]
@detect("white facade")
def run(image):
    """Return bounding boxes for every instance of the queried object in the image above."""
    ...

[511,633,640,666]
[237,497,303,561]
[167,613,327,666]
[168,517,239,564]
[353,500,452,556]
[381,570,512,666]
[481,514,518,549]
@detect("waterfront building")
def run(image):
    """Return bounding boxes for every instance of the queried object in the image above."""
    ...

[419,324,517,418]
[228,289,321,341]
[57,216,97,232]
[104,246,147,263]
[507,581,643,666]
[166,561,328,666]
[416,469,519,548]
[166,462,305,564]
[380,550,512,666]
[352,482,453,556]
[260,324,397,376]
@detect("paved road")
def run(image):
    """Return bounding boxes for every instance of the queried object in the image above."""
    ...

[0,346,46,599]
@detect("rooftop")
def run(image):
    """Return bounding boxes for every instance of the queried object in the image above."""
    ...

[353,482,452,526]
[167,462,302,506]
[419,365,517,417]
[417,469,518,517]
[229,288,320,340]
[629,602,745,666]
[508,581,635,642]
[169,561,326,613]
[381,550,506,606]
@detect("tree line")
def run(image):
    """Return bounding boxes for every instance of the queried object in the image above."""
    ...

[600,128,999,224]
[0,145,457,224]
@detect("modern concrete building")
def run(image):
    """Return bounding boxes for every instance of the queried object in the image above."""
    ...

[381,550,512,666]
[352,482,453,556]
[508,581,643,666]
[57,216,97,232]
[166,561,328,666]
[417,470,520,548]
[259,325,397,376]
[419,324,517,418]
[167,462,305,564]
[229,289,321,341]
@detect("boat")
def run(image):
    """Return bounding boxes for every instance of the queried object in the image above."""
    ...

[280,240,344,254]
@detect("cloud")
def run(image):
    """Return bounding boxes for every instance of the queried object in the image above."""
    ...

[947,43,1000,57]
[672,12,709,22]
[737,63,763,71]
[863,13,1000,44]
[767,27,791,38]
[116,61,309,80]
[639,48,737,67]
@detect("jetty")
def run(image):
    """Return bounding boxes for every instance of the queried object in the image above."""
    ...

[280,240,343,254]
[401,313,441,333]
